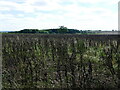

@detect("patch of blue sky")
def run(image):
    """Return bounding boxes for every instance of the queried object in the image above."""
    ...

[93,10,105,15]
[0,10,36,18]
[78,2,116,10]
[78,2,117,14]
[36,9,67,15]
[77,2,94,8]
[93,2,117,12]
[109,5,118,13]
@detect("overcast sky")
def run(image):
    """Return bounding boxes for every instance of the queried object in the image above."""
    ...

[0,0,119,31]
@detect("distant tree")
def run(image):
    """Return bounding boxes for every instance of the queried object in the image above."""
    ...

[59,26,67,29]
[19,29,40,33]
[58,26,68,33]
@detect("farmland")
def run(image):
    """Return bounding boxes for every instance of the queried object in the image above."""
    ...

[2,34,120,89]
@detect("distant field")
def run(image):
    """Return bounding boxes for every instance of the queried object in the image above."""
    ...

[2,34,120,89]
[95,31,119,35]
[0,30,119,35]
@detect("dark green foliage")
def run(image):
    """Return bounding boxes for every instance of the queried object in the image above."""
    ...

[2,34,120,89]
[13,29,82,34]
[9,27,93,34]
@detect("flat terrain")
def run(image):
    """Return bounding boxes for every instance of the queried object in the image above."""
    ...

[2,34,120,89]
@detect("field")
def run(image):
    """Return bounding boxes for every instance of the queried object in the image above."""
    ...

[2,34,120,89]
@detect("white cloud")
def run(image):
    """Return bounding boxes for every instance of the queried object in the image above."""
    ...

[0,0,119,31]
[0,7,10,11]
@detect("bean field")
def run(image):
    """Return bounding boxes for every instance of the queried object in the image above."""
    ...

[2,34,120,89]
